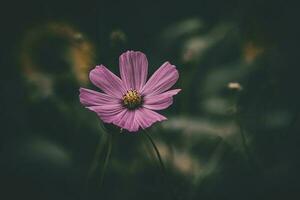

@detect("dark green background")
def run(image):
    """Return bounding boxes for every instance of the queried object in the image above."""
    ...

[1,0,299,199]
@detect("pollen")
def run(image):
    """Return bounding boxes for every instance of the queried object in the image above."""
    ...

[122,89,142,109]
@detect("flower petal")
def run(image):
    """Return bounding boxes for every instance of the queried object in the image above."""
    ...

[79,88,120,107]
[119,51,148,91]
[79,87,125,123]
[113,110,139,132]
[91,104,125,123]
[89,65,125,98]
[135,108,167,129]
[141,62,179,96]
[143,89,181,110]
[83,104,125,124]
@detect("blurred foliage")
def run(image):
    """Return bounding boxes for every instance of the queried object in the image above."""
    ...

[0,0,300,200]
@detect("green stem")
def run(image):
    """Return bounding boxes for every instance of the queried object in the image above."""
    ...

[85,127,112,198]
[143,130,166,174]
[99,133,112,188]
[143,130,179,200]
[86,135,106,182]
[233,94,251,160]
[237,116,251,159]
[84,130,107,199]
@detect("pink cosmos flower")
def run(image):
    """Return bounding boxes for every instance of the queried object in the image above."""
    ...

[79,51,180,132]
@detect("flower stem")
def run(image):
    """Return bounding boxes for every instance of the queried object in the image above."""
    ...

[143,130,166,174]
[86,135,106,182]
[99,133,112,188]
[236,115,251,160]
[232,91,251,161]
[84,129,112,200]
[84,130,107,199]
[143,130,179,200]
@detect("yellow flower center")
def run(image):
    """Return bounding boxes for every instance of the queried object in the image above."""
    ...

[122,89,142,109]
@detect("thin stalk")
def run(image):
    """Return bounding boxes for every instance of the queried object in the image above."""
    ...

[99,133,112,188]
[235,102,259,171]
[143,130,179,200]
[143,130,166,174]
[86,135,106,183]
[84,129,107,199]
[237,115,251,160]
[233,93,251,160]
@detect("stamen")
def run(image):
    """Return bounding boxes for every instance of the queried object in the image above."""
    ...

[122,89,142,109]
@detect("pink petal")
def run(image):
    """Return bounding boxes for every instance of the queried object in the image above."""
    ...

[143,89,181,110]
[112,110,139,132]
[79,87,125,123]
[119,51,148,91]
[95,107,127,124]
[91,104,125,123]
[79,88,120,107]
[89,65,125,98]
[135,108,167,129]
[141,62,179,96]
